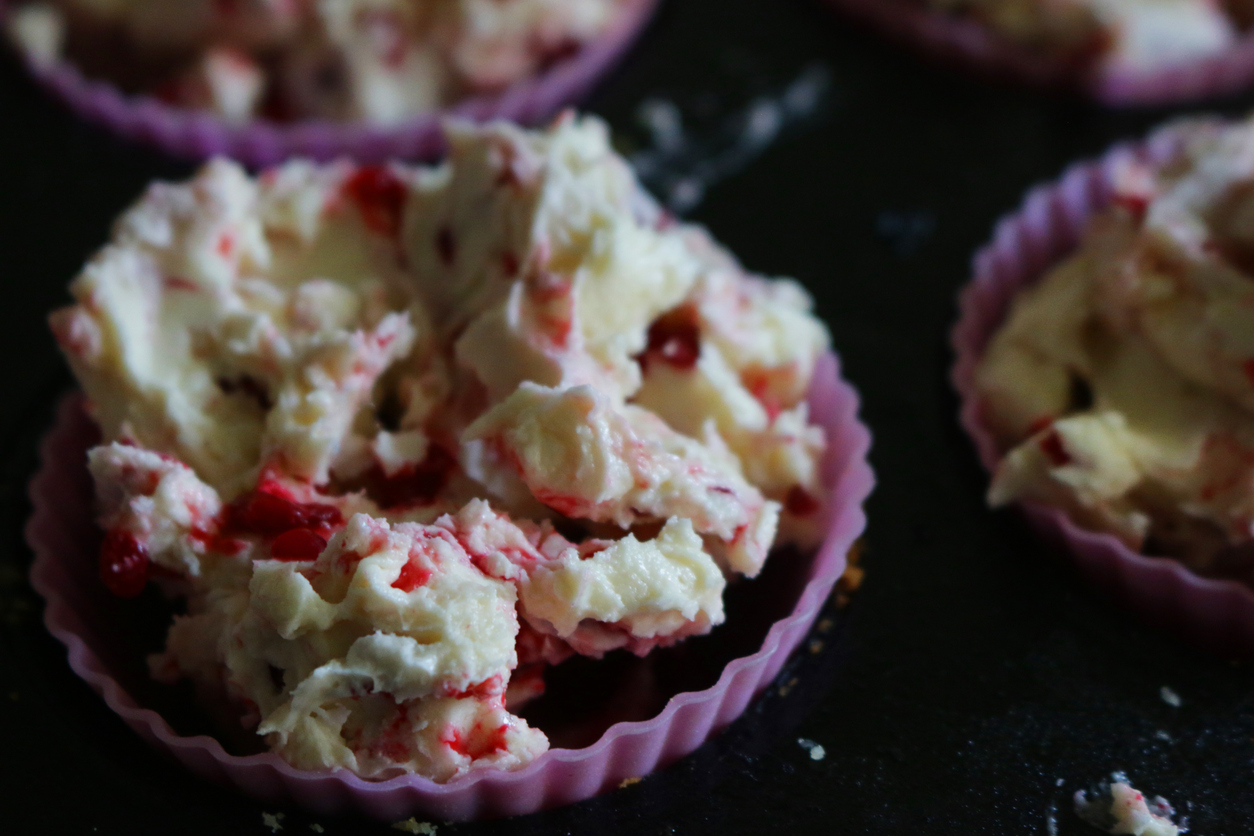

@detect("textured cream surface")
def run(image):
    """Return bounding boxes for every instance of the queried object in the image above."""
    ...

[54,115,831,781]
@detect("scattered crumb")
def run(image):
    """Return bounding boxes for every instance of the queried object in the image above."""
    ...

[1074,773,1180,836]
[619,777,642,789]
[816,618,834,634]
[1046,805,1058,836]
[835,541,865,608]
[808,639,824,655]
[262,813,285,833]
[1057,778,1066,787]
[309,826,324,834]
[1154,730,1172,742]
[1160,686,1182,708]
[777,676,799,697]
[797,738,826,761]
[628,64,831,214]
[392,819,437,835]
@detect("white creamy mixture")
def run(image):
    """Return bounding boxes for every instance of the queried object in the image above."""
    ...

[1075,777,1181,836]
[977,116,1254,576]
[52,114,831,781]
[6,0,632,123]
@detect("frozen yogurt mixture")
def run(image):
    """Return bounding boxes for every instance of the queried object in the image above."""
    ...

[50,114,832,781]
[977,115,1254,581]
[6,0,634,124]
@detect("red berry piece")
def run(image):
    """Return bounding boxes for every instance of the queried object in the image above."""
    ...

[270,528,328,561]
[344,166,407,237]
[99,530,150,598]
[639,306,701,371]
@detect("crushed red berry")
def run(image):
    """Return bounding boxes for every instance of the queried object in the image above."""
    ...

[100,530,150,598]
[225,488,342,538]
[344,166,407,237]
[270,528,328,561]
[369,446,456,509]
[638,305,701,371]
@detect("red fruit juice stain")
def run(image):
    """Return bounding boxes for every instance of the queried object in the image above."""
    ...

[344,166,407,237]
[100,530,150,598]
[444,675,505,700]
[391,558,433,592]
[436,226,457,266]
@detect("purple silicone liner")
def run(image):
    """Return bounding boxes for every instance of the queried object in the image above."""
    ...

[26,351,874,821]
[824,0,1254,107]
[951,118,1254,658]
[1,0,658,166]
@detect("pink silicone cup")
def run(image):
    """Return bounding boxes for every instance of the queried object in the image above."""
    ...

[951,117,1254,658]
[25,351,874,821]
[0,0,659,166]
[823,0,1254,107]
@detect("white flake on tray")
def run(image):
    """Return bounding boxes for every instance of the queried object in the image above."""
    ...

[1074,773,1183,835]
[797,738,826,761]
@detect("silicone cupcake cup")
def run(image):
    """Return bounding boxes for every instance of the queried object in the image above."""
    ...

[824,0,1254,107]
[26,351,873,821]
[1,0,659,166]
[951,118,1254,658]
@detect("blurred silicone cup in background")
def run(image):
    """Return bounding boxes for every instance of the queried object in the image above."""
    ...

[823,0,1254,107]
[0,0,660,166]
[26,351,873,821]
[951,118,1254,659]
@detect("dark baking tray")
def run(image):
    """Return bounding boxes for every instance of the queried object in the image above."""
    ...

[3,1,1254,833]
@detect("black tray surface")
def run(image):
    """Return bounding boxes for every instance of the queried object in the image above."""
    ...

[3,1,1254,833]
